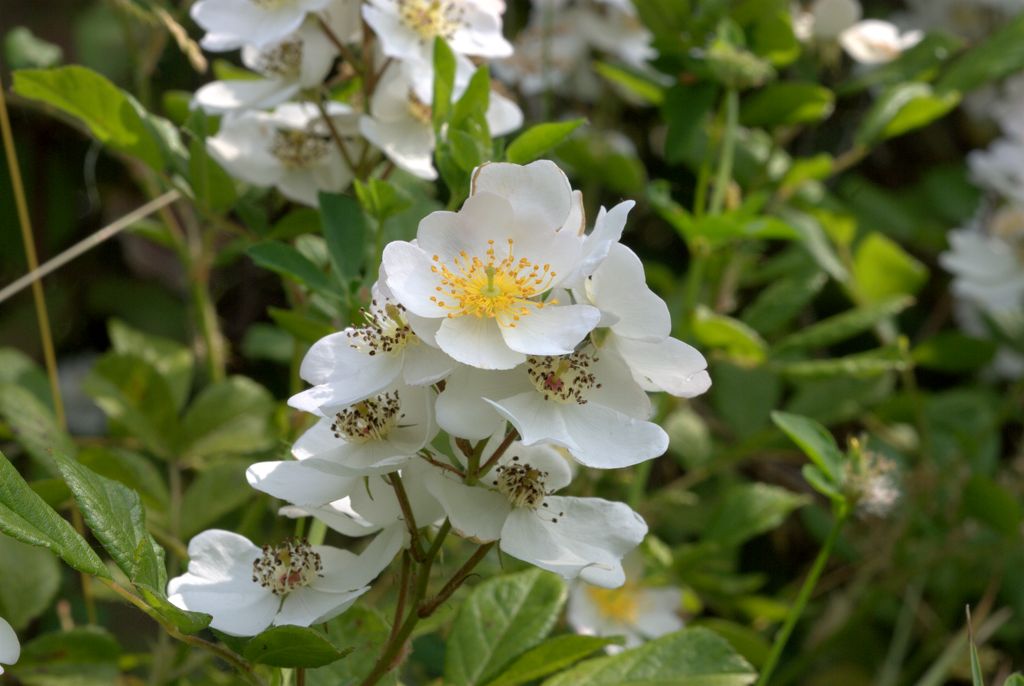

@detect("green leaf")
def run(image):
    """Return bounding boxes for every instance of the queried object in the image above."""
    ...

[308,606,396,686]
[452,65,492,127]
[740,82,834,127]
[774,297,914,352]
[540,628,757,686]
[662,82,718,165]
[77,446,169,512]
[319,192,367,283]
[1003,674,1024,686]
[937,13,1024,93]
[485,635,623,686]
[705,483,808,548]
[506,119,586,165]
[839,32,963,95]
[178,377,276,460]
[108,318,194,412]
[803,464,843,501]
[970,618,985,686]
[5,27,63,69]
[781,210,849,284]
[353,178,412,222]
[770,411,844,482]
[0,383,75,473]
[741,269,826,336]
[248,241,341,299]
[268,307,337,344]
[692,307,767,365]
[594,61,665,105]
[16,626,121,686]
[12,65,164,168]
[0,534,61,630]
[179,459,254,537]
[689,619,771,669]
[855,83,959,145]
[777,347,909,379]
[52,449,165,589]
[963,475,1021,537]
[709,362,781,438]
[83,352,179,459]
[750,10,800,66]
[912,332,997,373]
[135,583,212,634]
[852,233,928,303]
[241,625,353,668]
[446,569,568,686]
[433,37,456,130]
[0,450,108,577]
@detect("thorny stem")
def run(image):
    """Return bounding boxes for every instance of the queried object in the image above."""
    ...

[756,505,849,686]
[388,473,426,562]
[476,429,519,478]
[102,579,265,686]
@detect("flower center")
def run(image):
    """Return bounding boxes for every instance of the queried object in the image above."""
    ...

[493,455,548,509]
[429,239,557,325]
[331,391,402,443]
[252,40,303,79]
[526,351,600,404]
[346,300,414,356]
[398,0,464,42]
[252,539,322,596]
[270,129,331,169]
[586,583,640,623]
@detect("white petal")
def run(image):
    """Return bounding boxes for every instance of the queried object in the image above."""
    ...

[177,529,261,584]
[586,348,652,419]
[486,392,578,451]
[0,617,19,668]
[315,523,406,591]
[436,366,521,439]
[499,496,647,587]
[275,586,368,627]
[471,160,572,232]
[486,91,524,136]
[383,241,450,318]
[402,342,456,385]
[416,191,517,263]
[634,588,684,638]
[360,116,438,180]
[587,243,670,341]
[610,335,711,397]
[247,459,358,506]
[496,442,573,493]
[560,403,669,469]
[436,316,527,369]
[279,501,383,537]
[422,468,510,542]
[498,303,600,356]
[194,79,300,114]
[577,201,634,282]
[170,583,280,636]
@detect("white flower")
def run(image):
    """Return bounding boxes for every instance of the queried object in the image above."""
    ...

[194,21,337,113]
[361,60,523,180]
[582,242,711,398]
[0,617,19,676]
[167,524,404,636]
[567,578,683,649]
[970,138,1024,208]
[289,285,455,410]
[288,383,438,475]
[436,348,669,469]
[993,74,1024,142]
[579,3,655,70]
[940,208,1024,317]
[363,0,512,67]
[248,459,444,535]
[422,440,648,587]
[191,0,338,51]
[494,10,594,99]
[794,0,863,42]
[207,101,358,206]
[382,161,600,370]
[839,20,923,65]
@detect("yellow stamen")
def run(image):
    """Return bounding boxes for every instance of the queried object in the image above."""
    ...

[586,583,640,623]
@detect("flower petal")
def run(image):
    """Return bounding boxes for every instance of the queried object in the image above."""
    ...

[587,243,670,341]
[436,316,527,369]
[422,468,510,542]
[485,392,578,453]
[247,460,358,506]
[498,303,600,356]
[0,617,19,668]
[402,342,456,385]
[471,161,572,231]
[436,367,522,439]
[383,241,450,318]
[610,334,711,398]
[274,586,368,627]
[315,523,406,592]
[560,403,668,469]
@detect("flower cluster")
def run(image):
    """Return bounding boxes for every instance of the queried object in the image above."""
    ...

[188,0,523,201]
[793,0,922,65]
[941,75,1024,378]
[168,160,709,634]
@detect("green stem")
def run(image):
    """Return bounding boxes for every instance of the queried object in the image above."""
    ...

[627,461,652,509]
[756,506,848,686]
[708,88,739,216]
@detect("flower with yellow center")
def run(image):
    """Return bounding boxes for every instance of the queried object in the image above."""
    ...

[383,162,602,369]
[568,576,684,649]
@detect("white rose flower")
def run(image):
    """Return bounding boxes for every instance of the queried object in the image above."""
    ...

[288,383,438,476]
[422,440,648,587]
[207,101,358,206]
[968,138,1024,207]
[194,21,338,114]
[360,60,523,180]
[167,524,404,636]
[382,161,601,370]
[436,348,669,469]
[494,9,595,99]
[567,578,683,649]
[289,284,455,410]
[363,0,513,67]
[248,459,445,535]
[839,20,923,65]
[940,208,1024,317]
[0,617,19,676]
[579,4,655,70]
[191,0,341,51]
